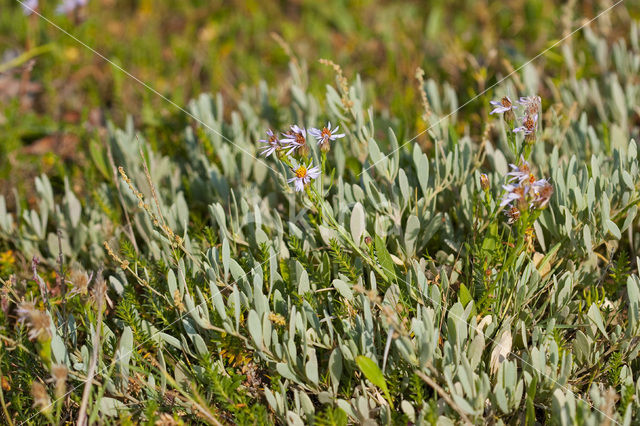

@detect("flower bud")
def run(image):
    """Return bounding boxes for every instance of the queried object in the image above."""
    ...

[480,174,489,191]
[319,139,331,153]
[298,143,310,158]
[525,132,536,145]
[276,147,288,161]
[504,108,516,125]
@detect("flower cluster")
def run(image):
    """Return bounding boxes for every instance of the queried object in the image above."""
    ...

[500,157,553,224]
[490,95,541,144]
[258,122,344,192]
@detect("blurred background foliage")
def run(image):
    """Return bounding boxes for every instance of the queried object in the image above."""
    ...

[0,0,637,205]
[1,1,640,423]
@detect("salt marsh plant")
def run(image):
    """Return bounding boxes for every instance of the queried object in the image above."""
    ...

[1,17,640,426]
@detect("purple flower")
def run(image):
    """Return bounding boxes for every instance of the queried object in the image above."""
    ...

[500,156,553,223]
[506,157,533,184]
[21,0,38,15]
[500,184,525,208]
[309,122,345,145]
[289,162,321,192]
[258,129,281,158]
[531,178,553,208]
[56,0,88,15]
[513,114,538,135]
[489,96,517,115]
[281,125,308,156]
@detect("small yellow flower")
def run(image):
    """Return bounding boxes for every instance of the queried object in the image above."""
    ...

[0,250,15,266]
[268,312,286,326]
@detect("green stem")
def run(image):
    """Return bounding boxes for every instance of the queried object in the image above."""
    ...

[0,359,13,426]
[0,44,55,74]
[611,197,640,222]
[309,187,389,281]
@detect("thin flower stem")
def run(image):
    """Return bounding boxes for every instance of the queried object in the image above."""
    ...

[76,280,105,426]
[0,361,13,426]
[309,187,388,281]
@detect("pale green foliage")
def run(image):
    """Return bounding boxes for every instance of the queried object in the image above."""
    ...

[2,20,640,426]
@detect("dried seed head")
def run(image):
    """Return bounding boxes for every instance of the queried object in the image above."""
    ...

[319,59,353,108]
[154,413,181,426]
[173,290,185,313]
[31,382,51,413]
[353,283,365,294]
[17,302,51,341]
[29,310,52,341]
[16,301,36,323]
[91,276,108,307]
[50,364,68,399]
[0,275,14,313]
[69,270,91,297]
[415,67,432,119]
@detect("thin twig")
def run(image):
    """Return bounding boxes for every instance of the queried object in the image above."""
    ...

[137,142,168,231]
[137,140,202,267]
[104,136,139,254]
[0,358,14,426]
[76,272,106,426]
[56,229,71,364]
[415,369,473,425]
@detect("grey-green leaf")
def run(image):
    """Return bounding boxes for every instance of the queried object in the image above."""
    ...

[350,202,366,244]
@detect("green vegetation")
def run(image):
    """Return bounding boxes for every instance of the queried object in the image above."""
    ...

[1,0,640,424]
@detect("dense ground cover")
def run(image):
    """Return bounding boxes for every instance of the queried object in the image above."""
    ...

[1,0,640,424]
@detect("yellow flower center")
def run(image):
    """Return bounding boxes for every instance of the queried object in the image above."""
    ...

[295,133,305,144]
[321,127,331,138]
[295,166,307,178]
[501,97,511,107]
